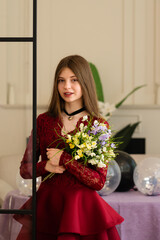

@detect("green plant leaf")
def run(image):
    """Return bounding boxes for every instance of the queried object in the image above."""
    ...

[114,122,141,150]
[89,62,104,102]
[115,85,146,108]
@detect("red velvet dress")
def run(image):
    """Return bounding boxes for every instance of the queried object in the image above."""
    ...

[14,113,124,240]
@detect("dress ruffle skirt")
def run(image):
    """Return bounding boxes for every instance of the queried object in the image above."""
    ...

[14,172,124,240]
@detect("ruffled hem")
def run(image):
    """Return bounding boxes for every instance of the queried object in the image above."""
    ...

[14,181,124,236]
[37,227,121,240]
[16,225,120,240]
[57,190,123,235]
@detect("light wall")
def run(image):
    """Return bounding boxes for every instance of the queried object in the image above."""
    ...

[109,105,160,154]
[0,0,160,157]
[37,0,160,106]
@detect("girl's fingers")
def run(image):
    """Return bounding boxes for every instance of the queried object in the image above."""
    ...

[46,149,57,158]
[54,166,66,173]
[46,148,56,151]
[59,166,65,171]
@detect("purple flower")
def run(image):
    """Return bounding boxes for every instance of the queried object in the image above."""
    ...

[97,126,103,131]
[111,143,116,148]
[101,141,106,146]
[99,134,108,141]
[98,126,106,132]
[90,130,97,135]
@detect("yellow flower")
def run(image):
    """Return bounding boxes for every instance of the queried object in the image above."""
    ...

[89,136,93,140]
[80,123,84,131]
[91,141,97,148]
[79,143,86,149]
[75,132,81,137]
[82,133,89,139]
[86,143,92,150]
[100,123,106,127]
[109,149,115,156]
[77,149,83,157]
[73,136,80,145]
[69,143,75,149]
[66,134,72,143]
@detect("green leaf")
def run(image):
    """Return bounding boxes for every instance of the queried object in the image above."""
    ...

[114,122,141,150]
[115,85,146,108]
[89,62,104,102]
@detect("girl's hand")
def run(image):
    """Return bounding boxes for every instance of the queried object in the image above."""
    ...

[46,148,63,165]
[45,162,65,174]
[45,148,65,174]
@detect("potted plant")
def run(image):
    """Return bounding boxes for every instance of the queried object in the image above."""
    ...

[89,62,145,151]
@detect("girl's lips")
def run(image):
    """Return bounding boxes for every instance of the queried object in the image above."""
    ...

[64,92,73,97]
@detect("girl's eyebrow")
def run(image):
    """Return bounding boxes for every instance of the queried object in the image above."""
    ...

[58,75,77,79]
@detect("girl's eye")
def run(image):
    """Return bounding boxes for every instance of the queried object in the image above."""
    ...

[72,79,78,82]
[58,79,64,83]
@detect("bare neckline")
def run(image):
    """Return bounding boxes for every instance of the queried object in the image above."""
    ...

[59,115,90,136]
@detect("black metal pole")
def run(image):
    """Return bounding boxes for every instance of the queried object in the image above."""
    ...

[0,37,33,42]
[32,0,37,239]
[0,2,37,238]
[0,9,35,220]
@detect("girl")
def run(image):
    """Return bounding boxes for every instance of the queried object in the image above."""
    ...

[14,55,124,240]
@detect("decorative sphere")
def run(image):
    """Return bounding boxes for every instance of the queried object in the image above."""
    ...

[115,150,137,191]
[133,157,160,196]
[98,160,121,196]
[16,172,41,196]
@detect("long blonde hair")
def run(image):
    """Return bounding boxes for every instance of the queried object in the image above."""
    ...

[47,55,100,118]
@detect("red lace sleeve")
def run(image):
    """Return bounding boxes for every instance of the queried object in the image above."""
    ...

[20,116,48,179]
[60,151,107,191]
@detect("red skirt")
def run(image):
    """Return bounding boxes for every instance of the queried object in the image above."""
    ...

[17,225,120,240]
[14,174,124,240]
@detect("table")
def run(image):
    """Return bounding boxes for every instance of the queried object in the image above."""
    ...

[0,190,29,240]
[0,190,160,240]
[102,190,160,240]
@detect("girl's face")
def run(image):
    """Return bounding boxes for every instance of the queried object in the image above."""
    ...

[57,67,83,106]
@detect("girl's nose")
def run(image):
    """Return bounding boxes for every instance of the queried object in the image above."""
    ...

[64,80,71,89]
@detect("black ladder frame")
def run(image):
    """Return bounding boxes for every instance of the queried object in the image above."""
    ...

[0,1,37,239]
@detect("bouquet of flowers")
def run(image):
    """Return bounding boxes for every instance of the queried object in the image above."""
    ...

[64,115,116,168]
[43,115,117,182]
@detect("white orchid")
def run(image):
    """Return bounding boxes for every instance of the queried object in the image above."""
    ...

[82,115,88,121]
[98,101,116,120]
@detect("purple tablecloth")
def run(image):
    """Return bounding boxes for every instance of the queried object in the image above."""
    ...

[102,190,160,240]
[0,190,160,240]
[0,190,29,240]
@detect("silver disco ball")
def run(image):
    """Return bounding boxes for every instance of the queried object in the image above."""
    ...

[133,157,160,196]
[16,172,41,196]
[98,160,121,196]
